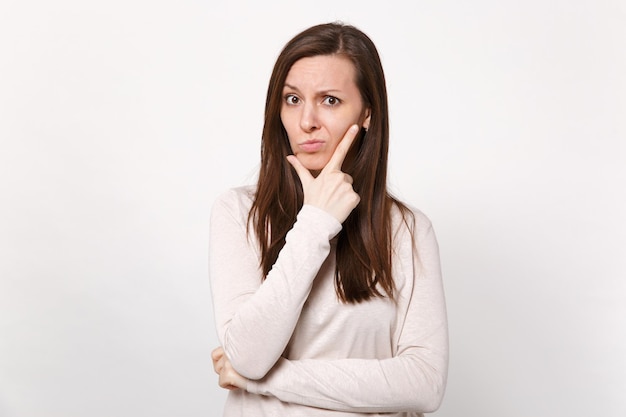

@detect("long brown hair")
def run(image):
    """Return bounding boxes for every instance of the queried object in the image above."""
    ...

[249,22,409,303]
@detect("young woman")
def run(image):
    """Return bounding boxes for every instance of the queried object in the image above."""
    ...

[209,22,448,416]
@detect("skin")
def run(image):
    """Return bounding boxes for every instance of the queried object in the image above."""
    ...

[212,346,247,390]
[212,54,367,390]
[281,54,371,176]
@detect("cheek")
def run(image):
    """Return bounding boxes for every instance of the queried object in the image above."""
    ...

[280,110,298,137]
[325,116,356,142]
[279,113,293,141]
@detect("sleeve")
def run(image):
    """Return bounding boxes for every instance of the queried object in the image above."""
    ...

[246,216,449,413]
[209,190,343,380]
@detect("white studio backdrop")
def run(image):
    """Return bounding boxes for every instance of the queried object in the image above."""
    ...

[1,1,624,416]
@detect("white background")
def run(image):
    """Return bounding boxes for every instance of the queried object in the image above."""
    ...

[1,1,624,416]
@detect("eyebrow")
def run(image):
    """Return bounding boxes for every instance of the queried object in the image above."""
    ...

[283,83,342,95]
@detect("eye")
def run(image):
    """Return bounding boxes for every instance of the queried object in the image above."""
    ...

[284,94,300,105]
[322,96,340,106]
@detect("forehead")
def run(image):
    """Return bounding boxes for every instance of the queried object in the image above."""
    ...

[284,55,357,90]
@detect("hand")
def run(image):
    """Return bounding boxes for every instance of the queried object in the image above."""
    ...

[211,346,248,391]
[286,124,361,223]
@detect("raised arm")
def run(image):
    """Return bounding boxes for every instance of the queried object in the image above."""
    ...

[210,193,341,380]
[210,125,362,380]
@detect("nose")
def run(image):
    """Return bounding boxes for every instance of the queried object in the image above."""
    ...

[299,102,319,132]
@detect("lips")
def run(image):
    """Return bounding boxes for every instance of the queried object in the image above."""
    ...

[299,140,324,153]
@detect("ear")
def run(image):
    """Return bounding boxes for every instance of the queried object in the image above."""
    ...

[362,108,371,130]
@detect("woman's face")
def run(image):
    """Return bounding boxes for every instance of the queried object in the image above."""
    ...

[281,55,371,175]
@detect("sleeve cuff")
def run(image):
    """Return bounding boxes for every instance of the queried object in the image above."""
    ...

[296,204,343,240]
[246,380,260,394]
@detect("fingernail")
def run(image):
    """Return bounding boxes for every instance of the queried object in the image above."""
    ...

[350,125,359,133]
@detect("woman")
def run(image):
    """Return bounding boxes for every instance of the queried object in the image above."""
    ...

[209,22,448,416]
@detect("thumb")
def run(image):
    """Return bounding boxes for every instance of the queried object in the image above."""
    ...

[286,155,313,186]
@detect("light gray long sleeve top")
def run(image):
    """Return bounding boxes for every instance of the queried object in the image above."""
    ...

[209,186,448,417]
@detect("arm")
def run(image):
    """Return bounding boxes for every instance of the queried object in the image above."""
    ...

[209,191,342,380]
[210,126,361,380]
[246,217,449,413]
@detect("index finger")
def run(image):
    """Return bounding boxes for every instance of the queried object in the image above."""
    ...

[323,124,360,172]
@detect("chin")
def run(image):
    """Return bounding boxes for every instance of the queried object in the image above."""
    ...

[298,155,329,173]
[304,163,325,173]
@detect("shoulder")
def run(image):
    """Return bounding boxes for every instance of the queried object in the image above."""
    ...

[210,185,256,222]
[212,185,255,207]
[390,200,442,290]
[390,199,434,242]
